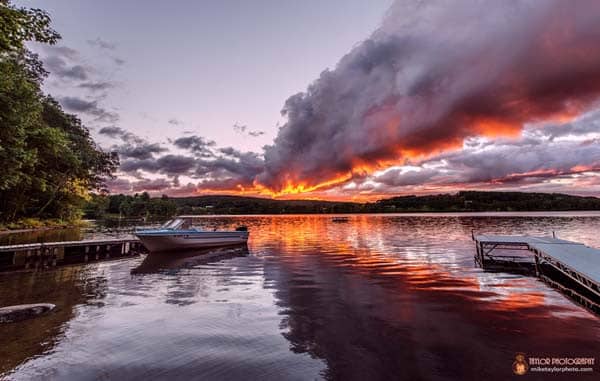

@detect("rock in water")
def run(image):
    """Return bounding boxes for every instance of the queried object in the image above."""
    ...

[0,303,56,323]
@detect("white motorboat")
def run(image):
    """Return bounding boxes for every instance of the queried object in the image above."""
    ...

[135,217,249,252]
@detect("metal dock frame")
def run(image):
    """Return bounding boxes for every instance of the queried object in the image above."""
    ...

[473,233,600,311]
[0,238,145,271]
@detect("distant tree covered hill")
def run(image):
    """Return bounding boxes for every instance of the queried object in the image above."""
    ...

[89,191,600,220]
[172,195,362,215]
[373,191,600,212]
[168,191,600,215]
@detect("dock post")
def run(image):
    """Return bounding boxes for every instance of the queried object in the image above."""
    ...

[51,248,57,267]
[479,242,484,266]
[24,250,30,269]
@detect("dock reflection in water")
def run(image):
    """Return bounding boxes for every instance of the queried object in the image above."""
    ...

[1,213,600,380]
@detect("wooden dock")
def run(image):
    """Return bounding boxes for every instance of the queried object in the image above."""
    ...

[474,234,600,310]
[0,237,145,271]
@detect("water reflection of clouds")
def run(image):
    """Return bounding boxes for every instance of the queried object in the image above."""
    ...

[5,214,600,380]
[251,215,600,379]
[251,215,600,318]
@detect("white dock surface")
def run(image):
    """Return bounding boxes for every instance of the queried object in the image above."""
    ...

[475,234,600,284]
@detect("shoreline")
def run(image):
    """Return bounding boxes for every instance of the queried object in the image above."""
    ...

[2,210,600,236]
[0,220,91,236]
[0,225,75,236]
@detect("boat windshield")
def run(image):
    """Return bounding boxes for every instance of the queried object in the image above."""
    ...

[160,218,184,229]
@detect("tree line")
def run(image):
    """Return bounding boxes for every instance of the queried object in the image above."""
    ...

[84,193,177,219]
[82,190,600,221]
[0,1,118,224]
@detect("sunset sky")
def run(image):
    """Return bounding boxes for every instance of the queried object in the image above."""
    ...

[17,0,600,201]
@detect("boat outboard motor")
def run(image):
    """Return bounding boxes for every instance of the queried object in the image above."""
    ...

[235,226,248,231]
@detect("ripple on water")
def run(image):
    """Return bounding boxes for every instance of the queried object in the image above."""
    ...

[2,213,600,380]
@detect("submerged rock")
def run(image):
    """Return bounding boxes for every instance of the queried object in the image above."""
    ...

[0,303,56,323]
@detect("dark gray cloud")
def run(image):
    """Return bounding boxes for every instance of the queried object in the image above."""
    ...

[87,38,116,50]
[99,126,172,168]
[156,155,197,175]
[376,168,439,187]
[44,55,90,81]
[37,45,95,82]
[367,135,600,193]
[168,118,183,126]
[196,149,263,183]
[59,96,119,123]
[107,0,600,197]
[99,126,143,144]
[256,0,600,192]
[120,155,196,176]
[233,123,247,133]
[233,123,265,138]
[116,136,264,192]
[99,126,125,139]
[104,178,133,194]
[534,110,600,140]
[115,143,167,160]
[78,81,114,92]
[131,178,173,192]
[173,135,216,157]
[104,177,175,194]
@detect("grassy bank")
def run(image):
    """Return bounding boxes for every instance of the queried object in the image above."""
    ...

[0,218,88,233]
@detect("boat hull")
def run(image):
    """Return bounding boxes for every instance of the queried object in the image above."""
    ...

[135,231,249,252]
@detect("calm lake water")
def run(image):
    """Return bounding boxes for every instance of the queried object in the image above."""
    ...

[1,213,600,380]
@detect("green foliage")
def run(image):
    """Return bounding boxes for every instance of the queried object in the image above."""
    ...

[172,195,363,214]
[86,193,177,219]
[82,191,600,221]
[169,192,600,215]
[372,191,600,212]
[0,0,60,53]
[0,1,118,223]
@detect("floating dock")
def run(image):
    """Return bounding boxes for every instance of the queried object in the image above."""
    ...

[474,234,600,311]
[0,238,145,271]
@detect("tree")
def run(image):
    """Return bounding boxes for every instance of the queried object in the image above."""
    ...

[0,0,60,53]
[0,1,118,222]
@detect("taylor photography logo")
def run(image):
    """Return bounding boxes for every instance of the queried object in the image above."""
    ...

[513,353,596,375]
[513,353,529,375]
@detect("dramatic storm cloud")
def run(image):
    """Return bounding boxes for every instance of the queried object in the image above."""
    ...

[60,96,119,123]
[94,0,599,197]
[354,116,600,198]
[256,0,600,193]
[173,135,216,157]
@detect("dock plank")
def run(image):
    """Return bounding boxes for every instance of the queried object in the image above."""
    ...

[0,237,139,252]
[474,234,577,245]
[474,234,600,293]
[530,243,600,283]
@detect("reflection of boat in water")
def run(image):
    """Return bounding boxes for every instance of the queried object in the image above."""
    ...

[332,217,350,222]
[135,217,249,252]
[131,244,249,274]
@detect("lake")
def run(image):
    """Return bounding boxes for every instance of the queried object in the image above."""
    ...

[1,213,600,380]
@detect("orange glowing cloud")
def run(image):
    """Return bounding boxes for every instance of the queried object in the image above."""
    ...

[247,1,600,198]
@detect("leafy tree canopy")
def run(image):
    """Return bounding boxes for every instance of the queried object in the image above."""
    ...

[0,0,118,223]
[0,0,59,53]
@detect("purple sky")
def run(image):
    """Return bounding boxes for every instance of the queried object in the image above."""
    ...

[19,0,391,151]
[16,0,600,200]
